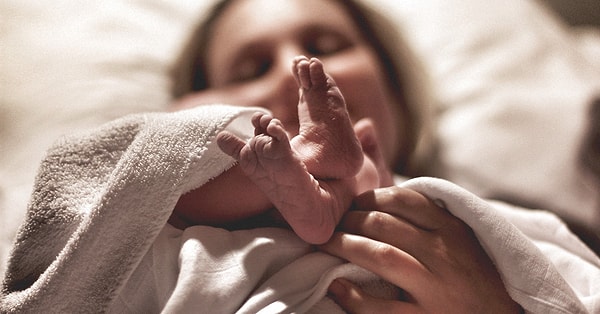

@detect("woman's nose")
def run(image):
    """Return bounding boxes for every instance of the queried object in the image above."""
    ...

[261,47,303,133]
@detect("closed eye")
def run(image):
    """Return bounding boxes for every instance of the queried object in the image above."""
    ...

[231,56,272,83]
[303,28,353,56]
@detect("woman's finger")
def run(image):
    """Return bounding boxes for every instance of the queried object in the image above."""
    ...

[327,278,418,314]
[339,210,433,257]
[319,232,430,290]
[353,186,449,230]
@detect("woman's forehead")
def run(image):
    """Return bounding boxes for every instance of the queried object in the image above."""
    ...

[210,0,359,43]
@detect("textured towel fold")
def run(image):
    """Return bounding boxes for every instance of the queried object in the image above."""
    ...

[1,105,264,312]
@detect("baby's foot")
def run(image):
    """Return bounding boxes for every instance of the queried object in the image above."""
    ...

[291,56,363,179]
[215,57,366,244]
[217,112,342,244]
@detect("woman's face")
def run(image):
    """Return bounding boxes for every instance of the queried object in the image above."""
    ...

[197,0,405,165]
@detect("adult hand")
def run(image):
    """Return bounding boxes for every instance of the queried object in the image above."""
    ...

[320,186,522,313]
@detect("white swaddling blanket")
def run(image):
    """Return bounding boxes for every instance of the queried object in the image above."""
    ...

[1,105,599,313]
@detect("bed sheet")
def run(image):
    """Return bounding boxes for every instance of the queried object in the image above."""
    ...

[1,0,599,280]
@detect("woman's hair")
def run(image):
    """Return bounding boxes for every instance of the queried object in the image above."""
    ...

[170,0,432,175]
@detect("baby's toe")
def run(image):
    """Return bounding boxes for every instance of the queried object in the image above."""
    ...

[266,119,288,142]
[308,58,328,87]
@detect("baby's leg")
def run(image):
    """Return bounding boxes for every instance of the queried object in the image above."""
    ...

[217,113,345,244]
[291,56,363,179]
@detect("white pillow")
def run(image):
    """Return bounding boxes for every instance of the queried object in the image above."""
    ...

[370,0,600,227]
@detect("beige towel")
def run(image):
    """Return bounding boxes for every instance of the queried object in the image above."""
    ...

[1,105,263,312]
